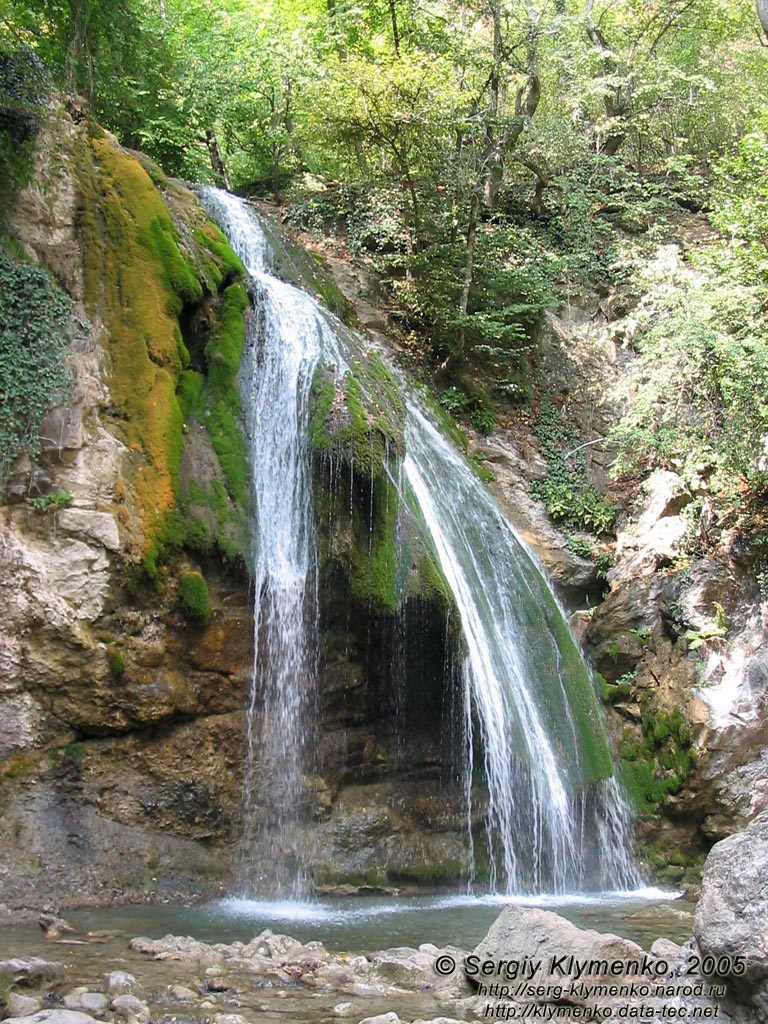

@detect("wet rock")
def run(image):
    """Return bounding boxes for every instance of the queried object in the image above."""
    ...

[694,810,768,1015]
[109,994,150,1024]
[103,972,141,998]
[332,1003,356,1017]
[357,1014,401,1024]
[39,914,76,939]
[63,991,109,1013]
[0,958,66,985]
[210,1015,249,1024]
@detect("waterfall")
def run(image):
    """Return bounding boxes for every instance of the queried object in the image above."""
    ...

[202,187,641,896]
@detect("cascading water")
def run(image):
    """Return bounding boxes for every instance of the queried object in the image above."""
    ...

[203,187,641,897]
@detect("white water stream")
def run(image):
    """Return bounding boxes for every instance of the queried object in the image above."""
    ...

[202,188,641,897]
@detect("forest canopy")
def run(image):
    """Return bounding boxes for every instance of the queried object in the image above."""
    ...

[2,0,768,506]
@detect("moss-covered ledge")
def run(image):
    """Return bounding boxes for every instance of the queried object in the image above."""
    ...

[76,127,251,580]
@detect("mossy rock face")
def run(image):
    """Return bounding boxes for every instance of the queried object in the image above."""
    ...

[76,128,250,573]
[310,352,407,615]
[618,698,694,813]
[309,353,405,479]
[178,571,212,626]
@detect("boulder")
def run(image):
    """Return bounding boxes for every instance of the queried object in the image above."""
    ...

[694,810,768,1014]
[6,995,43,1017]
[62,992,109,1014]
[0,958,66,985]
[469,905,646,993]
[103,972,142,998]
[109,995,150,1024]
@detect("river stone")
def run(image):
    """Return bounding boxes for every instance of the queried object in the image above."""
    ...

[109,995,150,1024]
[357,1014,401,1024]
[332,1003,356,1017]
[0,958,66,985]
[63,993,109,1013]
[103,972,142,997]
[694,810,768,1013]
[167,984,197,1000]
[2,1014,100,1024]
[470,905,646,991]
[6,995,42,1017]
[38,913,75,939]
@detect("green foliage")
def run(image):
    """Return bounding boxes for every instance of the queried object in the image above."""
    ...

[619,700,694,813]
[178,571,212,626]
[566,536,592,560]
[28,489,73,513]
[0,252,72,489]
[531,400,615,535]
[685,604,727,651]
[0,42,49,221]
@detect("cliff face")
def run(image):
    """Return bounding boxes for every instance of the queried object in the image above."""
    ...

[0,104,477,906]
[0,102,254,904]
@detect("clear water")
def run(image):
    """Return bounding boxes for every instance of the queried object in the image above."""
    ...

[0,891,688,957]
[202,188,641,899]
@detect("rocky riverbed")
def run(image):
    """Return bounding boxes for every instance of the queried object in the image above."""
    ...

[2,810,766,1024]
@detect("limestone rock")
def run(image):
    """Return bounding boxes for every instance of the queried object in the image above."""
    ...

[56,510,120,552]
[2,1014,99,1024]
[63,992,109,1013]
[6,995,43,1017]
[470,905,646,991]
[103,972,142,997]
[694,810,768,1014]
[109,994,150,1024]
[0,958,66,985]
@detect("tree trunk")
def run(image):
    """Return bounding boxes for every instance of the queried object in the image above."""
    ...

[388,0,401,57]
[758,0,768,39]
[440,190,479,375]
[205,131,231,191]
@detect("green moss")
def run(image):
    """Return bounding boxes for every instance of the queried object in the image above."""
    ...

[618,701,694,813]
[310,354,406,615]
[49,743,86,770]
[414,552,454,609]
[178,571,212,626]
[201,284,250,506]
[350,475,400,613]
[108,649,126,679]
[388,860,466,885]
[309,354,405,479]
[194,224,246,286]
[176,370,205,421]
[76,132,250,574]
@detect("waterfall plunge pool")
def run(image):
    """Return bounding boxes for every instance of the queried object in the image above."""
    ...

[0,890,691,962]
